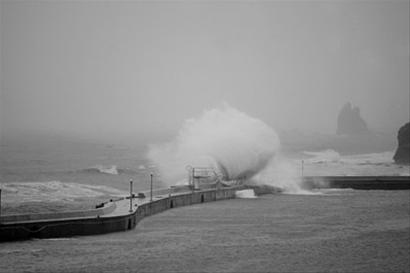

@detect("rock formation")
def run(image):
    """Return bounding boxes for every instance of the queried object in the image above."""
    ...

[336,102,370,135]
[393,122,410,164]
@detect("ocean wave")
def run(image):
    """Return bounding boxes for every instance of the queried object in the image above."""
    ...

[341,151,395,165]
[79,165,139,175]
[299,150,408,176]
[81,165,119,175]
[0,181,127,204]
[303,150,395,165]
[303,149,341,163]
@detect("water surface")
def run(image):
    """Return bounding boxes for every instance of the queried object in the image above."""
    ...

[1,190,408,273]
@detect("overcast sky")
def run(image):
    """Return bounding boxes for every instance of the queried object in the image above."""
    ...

[1,1,409,139]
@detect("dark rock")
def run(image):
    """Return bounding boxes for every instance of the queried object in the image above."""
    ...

[336,102,370,135]
[393,122,410,164]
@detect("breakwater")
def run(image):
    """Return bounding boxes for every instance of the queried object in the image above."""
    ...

[1,176,409,242]
[0,186,241,242]
[303,176,410,190]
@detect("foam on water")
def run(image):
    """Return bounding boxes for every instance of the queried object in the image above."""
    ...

[82,165,119,175]
[303,149,341,163]
[235,189,257,198]
[342,151,395,165]
[301,149,409,176]
[303,149,396,165]
[253,157,319,194]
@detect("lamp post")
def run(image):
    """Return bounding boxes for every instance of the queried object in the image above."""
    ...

[129,180,133,213]
[150,173,153,202]
[192,168,195,193]
[0,189,2,224]
[301,160,304,178]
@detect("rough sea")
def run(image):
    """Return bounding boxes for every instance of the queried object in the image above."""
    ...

[0,134,409,272]
[0,134,409,214]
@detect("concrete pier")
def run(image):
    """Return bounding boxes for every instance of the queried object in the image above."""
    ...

[1,176,409,242]
[303,176,410,190]
[0,186,242,242]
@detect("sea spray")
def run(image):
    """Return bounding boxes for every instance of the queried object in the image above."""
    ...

[252,157,310,194]
[147,104,307,193]
[235,189,257,199]
[147,105,280,185]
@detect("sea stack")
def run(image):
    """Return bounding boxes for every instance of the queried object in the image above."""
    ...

[393,122,410,164]
[336,102,370,135]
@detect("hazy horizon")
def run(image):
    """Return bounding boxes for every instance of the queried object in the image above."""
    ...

[1,1,409,140]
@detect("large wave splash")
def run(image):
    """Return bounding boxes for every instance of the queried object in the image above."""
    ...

[148,104,304,193]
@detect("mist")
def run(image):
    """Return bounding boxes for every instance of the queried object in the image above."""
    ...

[1,1,409,140]
[147,104,280,184]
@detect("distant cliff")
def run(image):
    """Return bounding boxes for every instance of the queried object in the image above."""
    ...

[393,122,410,164]
[336,102,370,135]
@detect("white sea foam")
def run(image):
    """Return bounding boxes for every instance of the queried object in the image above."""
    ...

[300,150,408,176]
[303,149,396,165]
[303,149,341,163]
[252,157,306,194]
[147,105,408,194]
[91,165,119,175]
[147,104,280,185]
[147,104,311,194]
[235,189,257,198]
[342,151,395,165]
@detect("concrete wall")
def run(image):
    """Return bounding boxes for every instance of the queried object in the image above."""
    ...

[0,187,240,242]
[0,213,137,241]
[303,176,410,190]
[136,187,238,219]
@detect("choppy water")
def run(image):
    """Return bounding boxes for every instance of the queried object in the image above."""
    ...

[299,149,410,176]
[0,191,409,273]
[0,136,159,214]
[1,135,409,214]
[1,135,409,272]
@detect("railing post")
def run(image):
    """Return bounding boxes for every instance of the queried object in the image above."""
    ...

[129,180,133,213]
[0,188,2,224]
[192,168,195,193]
[150,173,153,202]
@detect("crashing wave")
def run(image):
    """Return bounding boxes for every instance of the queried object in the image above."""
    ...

[148,104,280,185]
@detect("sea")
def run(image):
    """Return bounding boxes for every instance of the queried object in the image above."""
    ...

[0,134,159,214]
[0,133,409,272]
[0,191,409,272]
[0,133,409,215]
